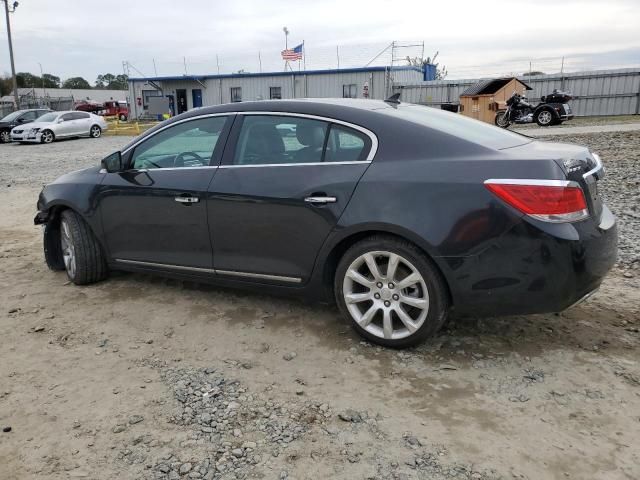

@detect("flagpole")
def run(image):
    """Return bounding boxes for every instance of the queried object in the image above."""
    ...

[303,40,306,72]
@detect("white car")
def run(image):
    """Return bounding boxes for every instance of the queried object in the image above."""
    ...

[11,111,108,144]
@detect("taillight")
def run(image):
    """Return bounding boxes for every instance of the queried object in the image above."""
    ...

[484,179,589,223]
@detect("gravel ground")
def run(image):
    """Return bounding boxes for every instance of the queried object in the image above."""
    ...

[0,129,639,480]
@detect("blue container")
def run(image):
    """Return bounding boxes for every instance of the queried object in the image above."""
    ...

[423,64,437,81]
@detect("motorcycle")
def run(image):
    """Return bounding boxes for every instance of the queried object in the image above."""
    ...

[495,90,574,128]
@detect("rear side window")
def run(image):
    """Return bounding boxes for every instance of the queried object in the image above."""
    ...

[233,115,328,165]
[325,125,370,162]
[73,112,90,120]
[383,105,531,150]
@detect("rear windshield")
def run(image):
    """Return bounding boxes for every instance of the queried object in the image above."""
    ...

[381,104,532,150]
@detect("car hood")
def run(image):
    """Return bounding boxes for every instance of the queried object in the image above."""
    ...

[13,121,54,131]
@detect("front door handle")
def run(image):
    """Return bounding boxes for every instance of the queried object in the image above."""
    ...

[304,196,337,205]
[175,195,200,204]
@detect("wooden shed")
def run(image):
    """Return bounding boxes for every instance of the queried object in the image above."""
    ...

[459,77,532,123]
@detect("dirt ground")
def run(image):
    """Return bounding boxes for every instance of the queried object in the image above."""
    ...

[1,129,639,480]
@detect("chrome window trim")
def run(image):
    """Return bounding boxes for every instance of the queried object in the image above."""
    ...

[484,178,580,188]
[114,259,302,284]
[121,113,231,155]
[236,111,378,162]
[219,160,369,169]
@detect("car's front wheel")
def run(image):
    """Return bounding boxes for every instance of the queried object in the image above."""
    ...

[335,236,449,348]
[90,125,102,138]
[40,130,55,144]
[0,129,10,143]
[58,210,108,285]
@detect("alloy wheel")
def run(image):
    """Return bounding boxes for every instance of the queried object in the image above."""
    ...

[0,130,9,143]
[538,111,552,125]
[42,131,54,143]
[60,219,76,278]
[91,126,101,138]
[342,251,429,340]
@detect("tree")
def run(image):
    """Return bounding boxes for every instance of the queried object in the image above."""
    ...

[0,76,13,96]
[42,73,61,88]
[523,71,545,77]
[16,72,42,88]
[405,52,448,80]
[62,77,91,89]
[95,73,128,90]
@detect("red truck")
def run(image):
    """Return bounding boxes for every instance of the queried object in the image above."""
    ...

[75,100,129,121]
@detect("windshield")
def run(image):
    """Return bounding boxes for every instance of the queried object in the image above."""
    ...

[382,104,532,150]
[36,112,59,123]
[1,111,22,122]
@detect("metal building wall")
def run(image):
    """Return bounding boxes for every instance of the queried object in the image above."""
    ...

[393,68,640,116]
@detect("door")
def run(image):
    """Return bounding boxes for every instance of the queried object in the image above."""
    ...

[56,113,76,136]
[71,112,92,135]
[192,89,203,108]
[97,115,232,270]
[166,95,175,116]
[207,113,374,283]
[176,89,188,114]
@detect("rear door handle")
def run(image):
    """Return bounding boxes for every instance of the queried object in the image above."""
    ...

[304,196,337,205]
[175,196,200,204]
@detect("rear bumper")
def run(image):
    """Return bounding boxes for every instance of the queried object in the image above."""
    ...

[443,205,617,316]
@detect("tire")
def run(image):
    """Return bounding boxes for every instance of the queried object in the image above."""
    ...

[535,109,554,127]
[43,220,65,271]
[0,129,10,143]
[494,112,510,128]
[334,235,449,348]
[58,210,108,285]
[90,125,102,138]
[119,114,127,121]
[40,129,55,144]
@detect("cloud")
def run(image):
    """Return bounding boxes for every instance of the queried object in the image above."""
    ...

[0,0,638,81]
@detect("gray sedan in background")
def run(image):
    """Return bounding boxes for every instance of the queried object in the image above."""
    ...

[11,110,108,144]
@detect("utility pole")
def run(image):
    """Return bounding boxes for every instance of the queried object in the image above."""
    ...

[2,0,19,109]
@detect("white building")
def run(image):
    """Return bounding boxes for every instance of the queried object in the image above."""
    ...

[127,66,424,119]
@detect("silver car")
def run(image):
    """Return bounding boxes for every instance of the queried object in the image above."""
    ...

[11,111,108,144]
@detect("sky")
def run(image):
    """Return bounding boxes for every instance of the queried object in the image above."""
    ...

[1,0,639,83]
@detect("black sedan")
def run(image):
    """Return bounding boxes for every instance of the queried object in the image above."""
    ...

[0,108,52,143]
[34,99,617,347]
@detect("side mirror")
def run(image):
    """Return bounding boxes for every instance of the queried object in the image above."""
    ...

[101,151,122,173]
[57,118,64,123]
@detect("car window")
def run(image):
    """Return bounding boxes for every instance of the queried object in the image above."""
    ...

[382,104,532,149]
[73,112,90,120]
[37,113,58,122]
[60,113,75,122]
[324,125,370,162]
[233,115,328,165]
[20,111,38,121]
[131,116,227,170]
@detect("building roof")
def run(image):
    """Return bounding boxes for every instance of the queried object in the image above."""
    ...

[460,77,532,96]
[128,66,423,83]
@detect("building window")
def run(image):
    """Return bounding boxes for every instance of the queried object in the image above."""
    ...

[270,87,282,100]
[230,87,242,103]
[343,84,357,98]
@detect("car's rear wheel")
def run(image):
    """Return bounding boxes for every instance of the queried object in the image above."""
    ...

[0,129,10,143]
[59,210,108,285]
[119,114,127,121]
[90,125,102,138]
[335,236,449,348]
[41,130,55,144]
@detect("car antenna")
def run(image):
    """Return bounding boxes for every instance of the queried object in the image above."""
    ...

[384,93,401,105]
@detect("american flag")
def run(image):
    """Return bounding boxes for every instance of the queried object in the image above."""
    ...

[281,43,303,61]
